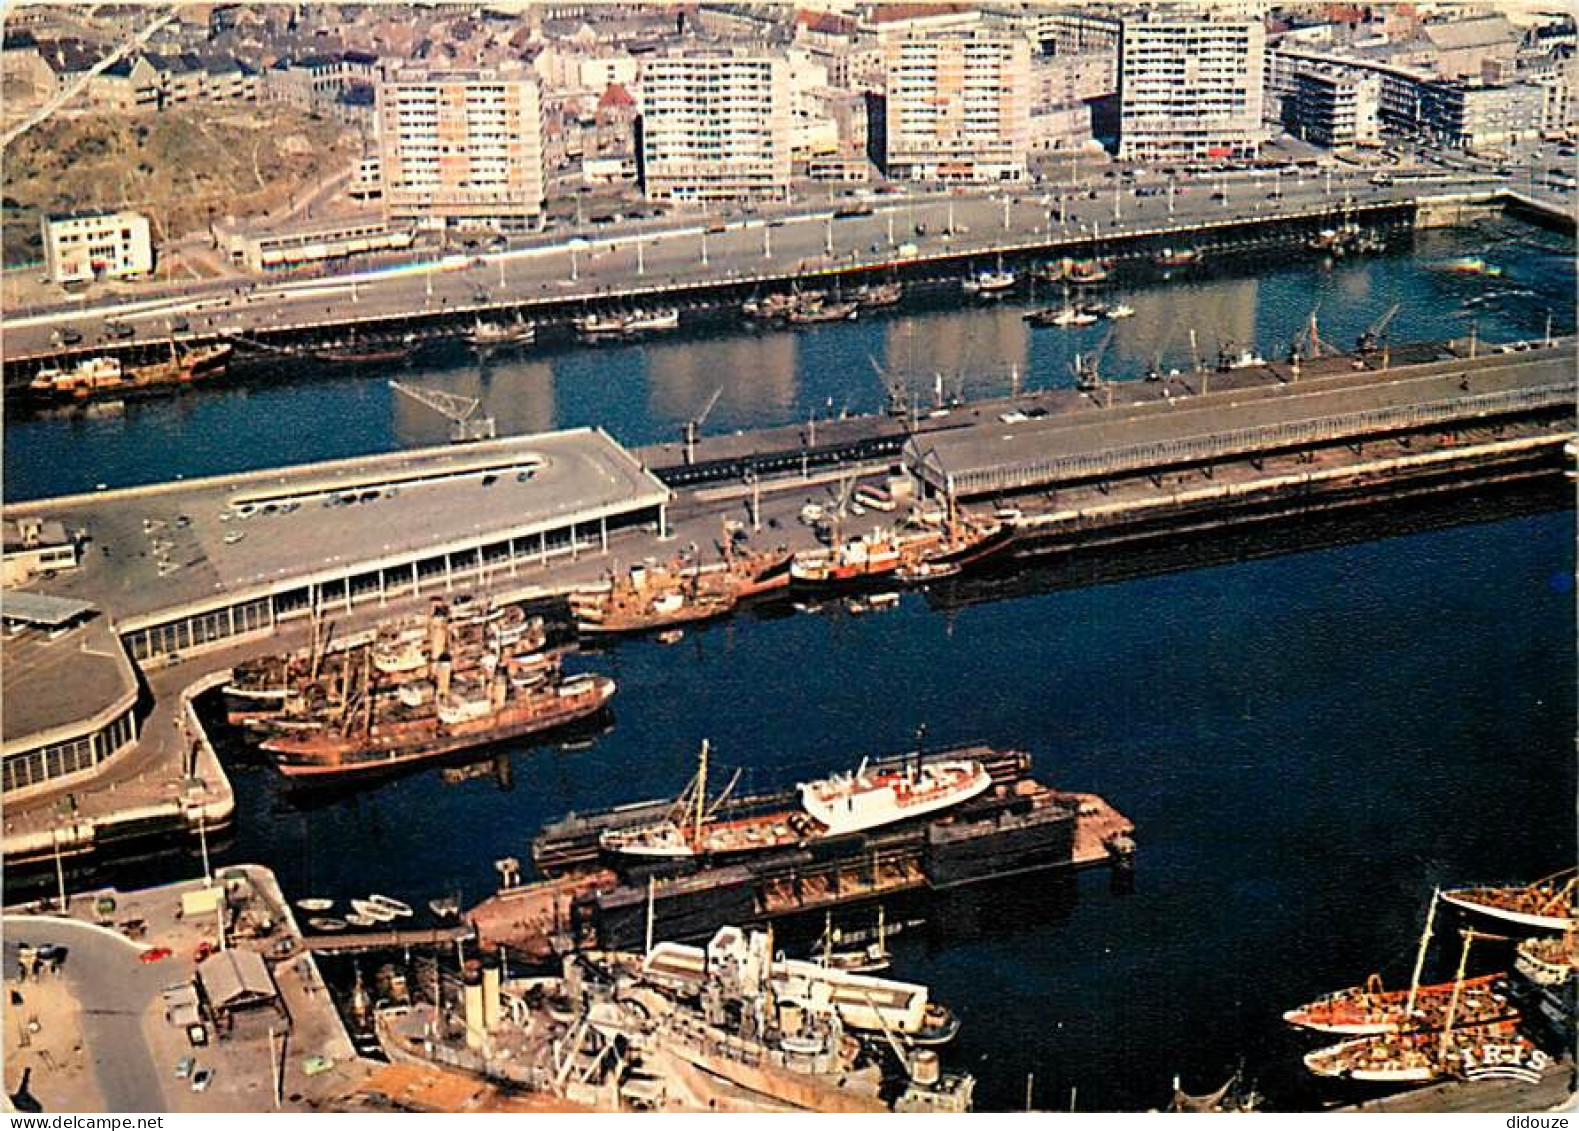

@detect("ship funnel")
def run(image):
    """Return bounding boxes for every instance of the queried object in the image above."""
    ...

[909,1049,941,1086]
[428,609,450,661]
[490,672,508,711]
[462,960,485,1050]
[481,954,502,1031]
[435,655,453,699]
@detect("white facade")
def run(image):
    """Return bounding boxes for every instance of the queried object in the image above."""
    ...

[1118,14,1265,162]
[42,210,153,284]
[637,53,792,202]
[882,29,1031,182]
[377,69,545,230]
[1288,67,1380,148]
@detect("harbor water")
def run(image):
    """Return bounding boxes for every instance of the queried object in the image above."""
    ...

[5,215,1574,1110]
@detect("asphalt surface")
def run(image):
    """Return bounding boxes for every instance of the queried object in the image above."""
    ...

[5,917,171,1113]
[4,168,1551,364]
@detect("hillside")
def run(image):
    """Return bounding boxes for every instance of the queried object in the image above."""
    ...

[1,105,360,269]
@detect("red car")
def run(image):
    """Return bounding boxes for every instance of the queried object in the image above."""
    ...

[138,947,173,964]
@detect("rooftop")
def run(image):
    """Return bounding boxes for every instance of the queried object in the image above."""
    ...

[1,612,137,749]
[3,428,671,631]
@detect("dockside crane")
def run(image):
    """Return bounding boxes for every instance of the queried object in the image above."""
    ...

[388,380,496,442]
[1357,302,1401,353]
[682,386,723,465]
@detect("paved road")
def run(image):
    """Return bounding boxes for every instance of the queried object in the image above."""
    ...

[5,917,171,1112]
[2,168,1540,365]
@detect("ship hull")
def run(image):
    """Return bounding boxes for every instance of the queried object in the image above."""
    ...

[1281,972,1508,1035]
[1440,890,1575,931]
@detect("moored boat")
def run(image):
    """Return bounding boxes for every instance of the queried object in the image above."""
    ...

[800,757,993,837]
[296,897,335,913]
[467,317,535,350]
[1302,1018,1538,1083]
[1283,972,1512,1035]
[1441,869,1576,931]
[350,898,398,924]
[961,269,1016,297]
[366,894,414,919]
[307,917,347,933]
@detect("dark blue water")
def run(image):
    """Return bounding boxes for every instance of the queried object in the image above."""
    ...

[5,217,1573,501]
[6,215,1573,1110]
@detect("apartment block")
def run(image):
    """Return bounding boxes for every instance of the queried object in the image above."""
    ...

[636,53,792,202]
[881,28,1031,183]
[1118,13,1265,163]
[377,69,545,230]
[42,210,153,284]
[1287,67,1380,147]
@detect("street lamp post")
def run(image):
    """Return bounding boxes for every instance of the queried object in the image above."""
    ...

[701,232,708,266]
[570,248,579,282]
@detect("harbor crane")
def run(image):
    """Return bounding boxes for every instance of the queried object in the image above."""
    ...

[1357,302,1401,353]
[388,380,495,443]
[682,386,723,465]
[1072,327,1115,392]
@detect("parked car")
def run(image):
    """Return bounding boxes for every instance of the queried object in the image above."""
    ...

[190,1068,213,1093]
[175,1057,195,1080]
[139,947,173,964]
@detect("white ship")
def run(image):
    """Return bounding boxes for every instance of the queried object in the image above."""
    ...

[600,745,992,860]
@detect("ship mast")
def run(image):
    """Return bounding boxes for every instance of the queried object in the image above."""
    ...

[1437,928,1476,1056]
[1404,890,1438,1019]
[693,739,709,845]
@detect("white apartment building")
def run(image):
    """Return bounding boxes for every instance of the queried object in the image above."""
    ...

[637,53,792,202]
[1118,13,1266,163]
[1288,67,1380,148]
[377,69,545,230]
[882,28,1031,183]
[42,209,153,284]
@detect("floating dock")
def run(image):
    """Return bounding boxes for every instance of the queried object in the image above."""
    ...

[471,745,1133,957]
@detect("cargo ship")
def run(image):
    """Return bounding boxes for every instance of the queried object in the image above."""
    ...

[1441,868,1576,931]
[260,670,615,779]
[27,342,231,403]
[1283,972,1512,1035]
[599,744,991,860]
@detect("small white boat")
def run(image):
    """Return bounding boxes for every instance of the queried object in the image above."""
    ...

[961,269,1016,297]
[1106,303,1135,319]
[307,917,347,933]
[429,896,461,919]
[297,897,335,913]
[344,912,378,928]
[366,893,414,919]
[350,898,398,924]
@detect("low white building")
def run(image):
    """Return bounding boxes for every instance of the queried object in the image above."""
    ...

[42,209,153,284]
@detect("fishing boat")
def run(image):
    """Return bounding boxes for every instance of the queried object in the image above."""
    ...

[260,672,616,780]
[1215,343,1267,371]
[961,268,1016,297]
[27,343,232,403]
[314,334,416,365]
[1441,869,1576,931]
[307,917,347,933]
[1303,1018,1534,1082]
[366,894,414,919]
[852,281,902,310]
[896,559,962,583]
[743,292,797,321]
[1155,248,1200,269]
[1066,258,1110,285]
[624,308,680,334]
[1106,303,1136,319]
[1283,972,1512,1035]
[570,549,790,636]
[350,898,398,924]
[599,744,991,860]
[574,311,626,338]
[790,528,917,586]
[815,907,894,974]
[344,912,378,929]
[296,897,335,913]
[467,317,535,351]
[787,298,859,324]
[1515,934,1577,986]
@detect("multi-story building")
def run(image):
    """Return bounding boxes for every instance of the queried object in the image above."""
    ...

[42,210,153,284]
[636,52,792,202]
[1287,66,1380,147]
[377,68,546,230]
[1118,13,1265,163]
[881,27,1031,182]
[1032,9,1123,59]
[1418,79,1543,150]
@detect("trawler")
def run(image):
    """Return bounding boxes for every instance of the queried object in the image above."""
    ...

[1303,1018,1537,1082]
[27,343,231,402]
[569,548,790,636]
[260,667,615,780]
[467,317,535,351]
[599,743,992,860]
